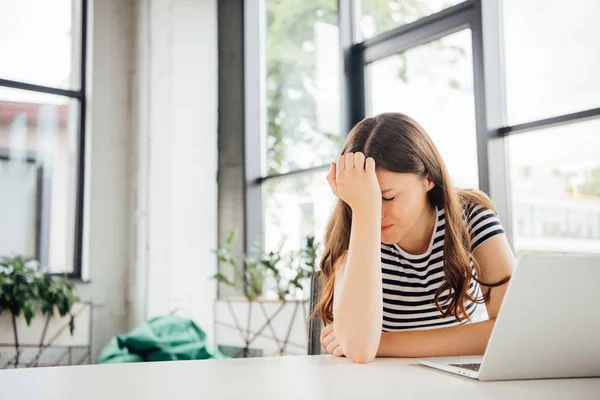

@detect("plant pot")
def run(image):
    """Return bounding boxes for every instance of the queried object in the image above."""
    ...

[0,303,91,368]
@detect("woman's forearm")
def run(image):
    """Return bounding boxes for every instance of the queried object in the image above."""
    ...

[377,319,496,358]
[333,207,383,363]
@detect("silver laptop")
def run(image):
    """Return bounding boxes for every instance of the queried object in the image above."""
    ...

[417,255,600,381]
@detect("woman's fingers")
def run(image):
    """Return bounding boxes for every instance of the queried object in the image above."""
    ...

[326,163,338,196]
[332,346,344,357]
[366,157,376,174]
[337,152,370,173]
[321,330,336,349]
[320,325,337,352]
[337,154,345,172]
[331,152,380,210]
[336,155,345,182]
[326,339,340,354]
[345,152,355,169]
[354,152,366,170]
[320,324,334,348]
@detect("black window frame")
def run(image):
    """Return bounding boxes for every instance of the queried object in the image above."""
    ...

[241,0,600,268]
[0,0,88,279]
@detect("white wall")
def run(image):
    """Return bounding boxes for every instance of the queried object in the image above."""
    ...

[78,0,218,361]
[168,0,218,337]
[78,0,135,361]
[129,0,219,341]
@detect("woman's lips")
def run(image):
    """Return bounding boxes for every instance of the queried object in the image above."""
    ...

[381,224,393,232]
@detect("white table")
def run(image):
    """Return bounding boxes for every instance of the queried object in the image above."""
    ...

[1,355,599,400]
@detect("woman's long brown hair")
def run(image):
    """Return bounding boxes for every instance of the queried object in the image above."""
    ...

[315,113,510,325]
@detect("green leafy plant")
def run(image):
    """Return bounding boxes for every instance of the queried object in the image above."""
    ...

[0,256,79,335]
[288,235,319,296]
[261,247,288,300]
[212,230,320,301]
[243,253,266,300]
[212,230,267,300]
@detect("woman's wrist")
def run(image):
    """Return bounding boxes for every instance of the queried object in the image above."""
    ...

[351,203,381,220]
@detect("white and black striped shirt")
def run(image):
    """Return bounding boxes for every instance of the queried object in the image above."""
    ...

[381,204,505,332]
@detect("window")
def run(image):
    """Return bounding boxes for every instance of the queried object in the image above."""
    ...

[503,0,600,124]
[510,119,600,254]
[0,0,87,275]
[360,0,465,41]
[252,0,342,298]
[265,0,341,175]
[244,0,600,286]
[502,0,600,255]
[253,1,485,286]
[264,172,334,256]
[0,0,80,89]
[367,29,478,188]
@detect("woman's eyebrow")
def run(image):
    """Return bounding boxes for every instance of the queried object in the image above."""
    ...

[381,188,395,194]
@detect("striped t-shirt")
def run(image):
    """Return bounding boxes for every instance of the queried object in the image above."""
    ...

[381,204,505,332]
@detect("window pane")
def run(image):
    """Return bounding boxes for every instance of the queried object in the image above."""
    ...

[367,29,478,189]
[510,119,600,255]
[265,1,341,175]
[504,0,600,124]
[0,87,79,273]
[360,0,464,40]
[0,0,80,89]
[263,170,334,298]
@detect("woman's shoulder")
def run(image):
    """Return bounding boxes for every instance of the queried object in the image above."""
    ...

[457,189,497,219]
[457,189,505,251]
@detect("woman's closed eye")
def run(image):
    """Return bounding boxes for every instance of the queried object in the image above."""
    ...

[382,196,396,202]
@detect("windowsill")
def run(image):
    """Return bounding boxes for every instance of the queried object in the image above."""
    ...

[69,278,92,284]
[48,273,91,284]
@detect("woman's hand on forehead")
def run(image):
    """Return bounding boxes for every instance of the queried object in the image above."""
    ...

[326,152,382,213]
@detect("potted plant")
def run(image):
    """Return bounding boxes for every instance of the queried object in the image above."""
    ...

[212,230,319,301]
[212,231,320,356]
[212,230,267,300]
[0,256,80,366]
[262,235,318,300]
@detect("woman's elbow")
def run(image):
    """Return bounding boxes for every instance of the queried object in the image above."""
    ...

[342,340,379,364]
[334,319,382,363]
[346,350,376,364]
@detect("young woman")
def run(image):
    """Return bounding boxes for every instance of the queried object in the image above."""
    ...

[317,113,515,364]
